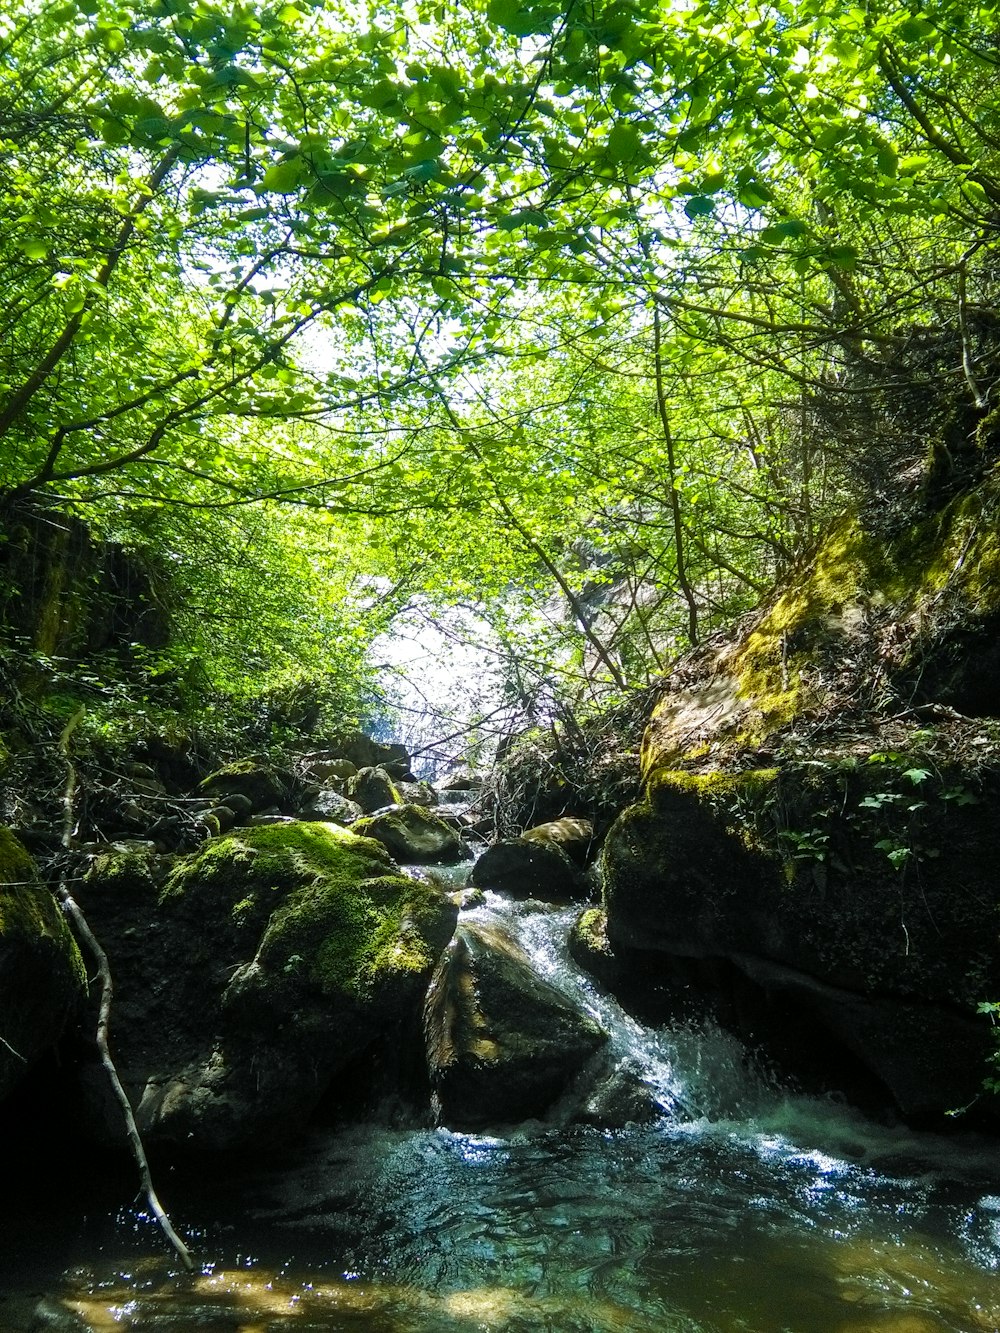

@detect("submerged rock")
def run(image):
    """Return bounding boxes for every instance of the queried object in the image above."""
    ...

[575,1057,660,1128]
[424,921,607,1129]
[353,805,462,864]
[76,822,457,1150]
[0,828,86,1103]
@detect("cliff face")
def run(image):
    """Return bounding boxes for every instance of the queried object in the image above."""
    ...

[601,468,1000,1125]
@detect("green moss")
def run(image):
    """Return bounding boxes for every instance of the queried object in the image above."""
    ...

[731,518,866,740]
[647,768,779,802]
[574,908,611,958]
[0,825,38,889]
[255,869,448,1001]
[0,828,86,994]
[165,821,391,901]
[159,820,454,1004]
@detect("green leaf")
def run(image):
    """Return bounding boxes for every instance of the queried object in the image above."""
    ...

[261,158,303,192]
[898,16,935,41]
[18,238,48,260]
[876,143,898,178]
[683,196,714,219]
[606,123,642,163]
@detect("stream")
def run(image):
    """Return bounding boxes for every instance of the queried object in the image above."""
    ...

[3,880,1000,1332]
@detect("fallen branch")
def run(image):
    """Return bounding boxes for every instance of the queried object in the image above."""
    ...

[0,1033,27,1062]
[57,707,194,1273]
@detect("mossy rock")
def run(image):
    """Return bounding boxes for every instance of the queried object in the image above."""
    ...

[470,837,581,901]
[0,827,86,1102]
[198,758,293,812]
[642,474,1000,774]
[77,822,458,1150]
[602,761,1000,1123]
[568,907,620,990]
[353,804,462,864]
[347,766,403,813]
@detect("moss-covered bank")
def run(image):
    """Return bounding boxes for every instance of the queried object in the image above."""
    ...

[602,468,1000,1125]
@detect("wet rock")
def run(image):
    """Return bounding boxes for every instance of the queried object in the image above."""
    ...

[569,907,620,990]
[521,816,594,867]
[347,766,402,814]
[575,1058,660,1128]
[299,788,363,825]
[76,823,458,1150]
[29,1296,91,1330]
[0,827,87,1103]
[424,921,607,1129]
[397,780,438,807]
[470,837,581,901]
[452,886,485,911]
[602,763,1000,1124]
[353,805,462,865]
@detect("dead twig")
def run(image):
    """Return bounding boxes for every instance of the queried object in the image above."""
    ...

[56,706,195,1273]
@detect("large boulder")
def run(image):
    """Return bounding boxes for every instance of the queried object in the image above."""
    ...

[521,816,594,866]
[0,828,86,1102]
[424,921,607,1129]
[330,732,412,780]
[198,759,301,813]
[75,823,457,1149]
[353,805,462,864]
[470,836,581,900]
[596,477,1000,1126]
[603,756,1000,1124]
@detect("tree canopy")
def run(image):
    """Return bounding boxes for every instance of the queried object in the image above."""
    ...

[1,0,998,731]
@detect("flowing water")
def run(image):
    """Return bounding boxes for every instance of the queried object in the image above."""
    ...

[3,887,1000,1332]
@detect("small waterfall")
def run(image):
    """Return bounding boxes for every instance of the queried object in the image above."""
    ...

[462,891,781,1127]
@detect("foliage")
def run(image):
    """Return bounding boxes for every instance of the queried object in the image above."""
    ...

[0,0,999,722]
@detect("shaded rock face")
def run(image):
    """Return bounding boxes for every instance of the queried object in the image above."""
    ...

[602,763,1000,1124]
[470,837,581,901]
[75,823,457,1150]
[424,921,607,1130]
[353,805,462,864]
[332,732,412,780]
[0,829,86,1101]
[199,759,301,813]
